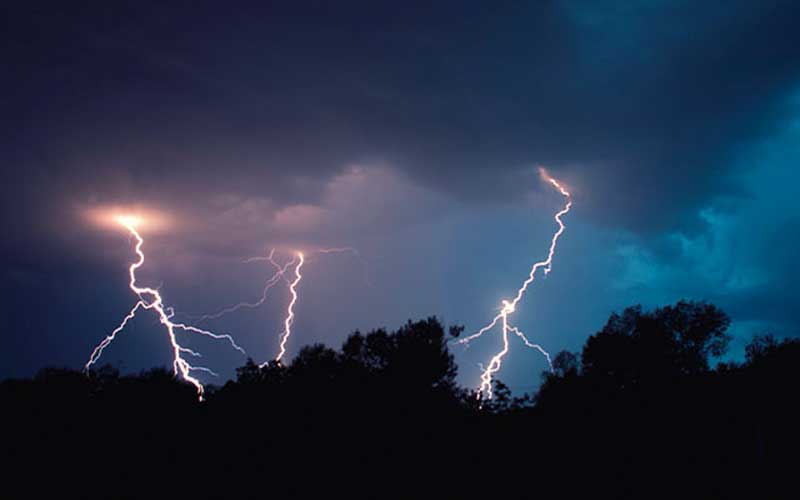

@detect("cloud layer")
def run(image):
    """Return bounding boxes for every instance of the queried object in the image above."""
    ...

[2,1,799,389]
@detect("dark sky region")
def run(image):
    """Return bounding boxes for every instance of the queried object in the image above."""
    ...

[2,1,799,393]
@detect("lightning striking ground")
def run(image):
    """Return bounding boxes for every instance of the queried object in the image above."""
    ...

[197,246,358,367]
[84,215,246,400]
[266,247,367,363]
[272,252,304,365]
[457,168,572,400]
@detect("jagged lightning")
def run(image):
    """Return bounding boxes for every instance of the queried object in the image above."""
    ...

[84,215,246,400]
[272,252,304,364]
[457,168,572,399]
[196,246,358,366]
[196,249,296,322]
[266,247,366,363]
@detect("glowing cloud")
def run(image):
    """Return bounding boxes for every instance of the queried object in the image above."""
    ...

[84,206,171,233]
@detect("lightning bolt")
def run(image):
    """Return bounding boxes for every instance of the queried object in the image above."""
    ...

[315,246,372,288]
[182,243,362,368]
[264,246,365,363]
[197,246,360,366]
[194,249,296,322]
[315,246,357,254]
[457,168,572,400]
[272,252,304,365]
[85,216,246,400]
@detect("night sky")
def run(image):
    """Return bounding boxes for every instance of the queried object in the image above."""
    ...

[3,1,799,394]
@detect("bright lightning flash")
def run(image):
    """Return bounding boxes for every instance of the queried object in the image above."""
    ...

[457,168,572,400]
[272,252,304,365]
[198,246,359,367]
[267,247,366,364]
[192,248,305,367]
[195,249,296,322]
[85,215,246,400]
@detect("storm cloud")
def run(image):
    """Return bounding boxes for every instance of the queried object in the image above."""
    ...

[2,1,799,389]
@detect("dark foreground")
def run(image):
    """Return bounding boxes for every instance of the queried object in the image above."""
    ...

[3,304,798,499]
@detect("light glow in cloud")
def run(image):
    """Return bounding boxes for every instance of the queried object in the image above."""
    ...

[84,213,245,400]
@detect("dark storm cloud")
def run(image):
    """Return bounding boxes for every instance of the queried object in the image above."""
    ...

[3,1,800,380]
[4,1,800,239]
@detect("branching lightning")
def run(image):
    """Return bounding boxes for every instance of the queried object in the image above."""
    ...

[196,249,296,322]
[197,246,359,367]
[456,168,572,400]
[84,170,565,403]
[85,215,246,400]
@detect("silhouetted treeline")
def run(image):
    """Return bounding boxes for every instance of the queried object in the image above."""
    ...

[2,302,798,499]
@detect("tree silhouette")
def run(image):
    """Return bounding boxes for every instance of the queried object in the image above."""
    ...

[2,308,798,500]
[537,300,731,412]
[582,300,730,382]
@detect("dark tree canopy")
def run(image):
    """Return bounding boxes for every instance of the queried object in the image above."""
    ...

[3,306,798,500]
[216,317,462,415]
[341,317,458,391]
[536,300,732,411]
[581,300,731,382]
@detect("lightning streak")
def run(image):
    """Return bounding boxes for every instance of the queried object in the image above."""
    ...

[272,252,304,365]
[458,168,572,399]
[196,249,295,322]
[85,301,145,369]
[85,217,246,400]
[315,247,359,255]
[507,325,553,371]
[198,246,358,367]
[316,247,372,288]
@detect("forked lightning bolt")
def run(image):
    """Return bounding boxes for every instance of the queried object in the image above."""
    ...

[84,215,246,400]
[268,247,365,363]
[457,168,572,399]
[195,248,310,365]
[198,246,356,366]
[195,249,296,322]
